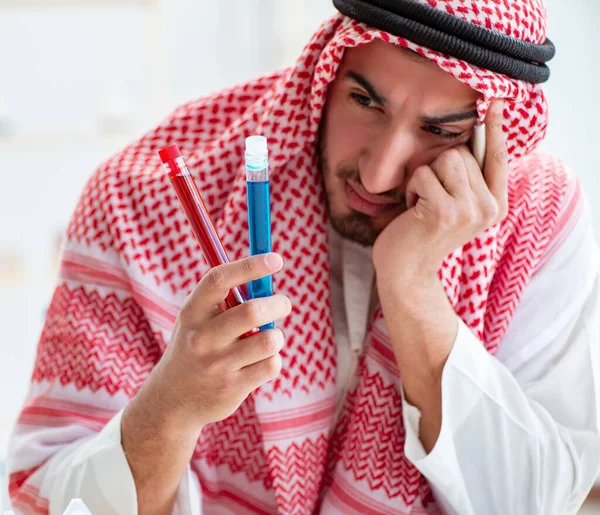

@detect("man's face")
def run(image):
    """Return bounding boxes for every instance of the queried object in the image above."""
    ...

[319,40,481,246]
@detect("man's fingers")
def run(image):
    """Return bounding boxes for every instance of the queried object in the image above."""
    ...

[205,294,292,343]
[484,100,509,216]
[183,253,283,324]
[238,352,283,391]
[430,148,471,199]
[222,328,285,371]
[454,145,490,196]
[453,144,505,226]
[406,165,451,212]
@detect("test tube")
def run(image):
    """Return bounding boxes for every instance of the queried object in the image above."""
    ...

[159,144,259,339]
[245,136,274,331]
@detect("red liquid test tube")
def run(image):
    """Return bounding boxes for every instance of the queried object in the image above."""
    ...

[158,144,259,339]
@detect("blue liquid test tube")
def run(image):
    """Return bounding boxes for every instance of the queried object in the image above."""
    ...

[245,136,274,331]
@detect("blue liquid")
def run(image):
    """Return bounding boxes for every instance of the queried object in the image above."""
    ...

[247,180,273,331]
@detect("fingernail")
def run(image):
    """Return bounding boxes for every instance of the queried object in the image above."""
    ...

[265,253,282,270]
[493,99,505,114]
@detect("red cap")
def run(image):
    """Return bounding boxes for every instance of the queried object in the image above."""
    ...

[158,144,182,163]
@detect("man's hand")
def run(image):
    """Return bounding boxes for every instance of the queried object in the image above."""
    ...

[372,100,508,281]
[143,253,291,431]
[121,253,291,515]
[371,100,509,452]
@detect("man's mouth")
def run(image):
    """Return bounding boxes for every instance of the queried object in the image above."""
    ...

[344,180,400,217]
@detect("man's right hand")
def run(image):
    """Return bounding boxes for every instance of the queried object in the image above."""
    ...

[146,252,290,430]
[121,253,290,515]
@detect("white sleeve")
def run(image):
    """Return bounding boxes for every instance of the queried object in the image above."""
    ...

[402,203,600,515]
[45,410,201,515]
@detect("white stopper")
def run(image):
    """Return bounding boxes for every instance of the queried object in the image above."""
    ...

[245,135,268,156]
[2,511,16,515]
[62,499,92,515]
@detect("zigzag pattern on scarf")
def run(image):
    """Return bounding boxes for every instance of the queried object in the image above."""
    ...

[32,284,162,398]
[320,353,427,509]
[265,436,330,514]
[484,154,570,352]
[194,397,272,488]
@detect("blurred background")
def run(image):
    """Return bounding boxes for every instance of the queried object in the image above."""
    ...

[0,0,598,512]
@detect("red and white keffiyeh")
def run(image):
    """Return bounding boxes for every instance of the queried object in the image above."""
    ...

[9,1,581,513]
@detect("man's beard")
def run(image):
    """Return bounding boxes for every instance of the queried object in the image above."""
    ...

[317,136,405,247]
[324,161,380,246]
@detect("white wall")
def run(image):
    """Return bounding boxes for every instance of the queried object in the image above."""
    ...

[541,0,600,240]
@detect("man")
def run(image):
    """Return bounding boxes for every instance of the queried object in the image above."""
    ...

[8,0,600,514]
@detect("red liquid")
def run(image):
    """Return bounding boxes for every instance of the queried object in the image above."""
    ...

[164,160,259,338]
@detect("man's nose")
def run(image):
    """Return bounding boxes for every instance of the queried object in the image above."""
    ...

[358,128,417,195]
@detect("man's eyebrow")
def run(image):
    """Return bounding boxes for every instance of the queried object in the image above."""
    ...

[344,71,476,123]
[421,109,478,125]
[345,71,387,105]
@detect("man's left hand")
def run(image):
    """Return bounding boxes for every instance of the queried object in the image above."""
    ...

[372,99,509,283]
[371,99,509,452]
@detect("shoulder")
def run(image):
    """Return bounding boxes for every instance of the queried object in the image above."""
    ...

[68,68,287,241]
[483,153,597,350]
[501,152,583,273]
[64,70,284,285]
[494,187,599,370]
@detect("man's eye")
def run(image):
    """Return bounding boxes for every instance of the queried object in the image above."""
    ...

[350,92,375,108]
[425,125,463,139]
